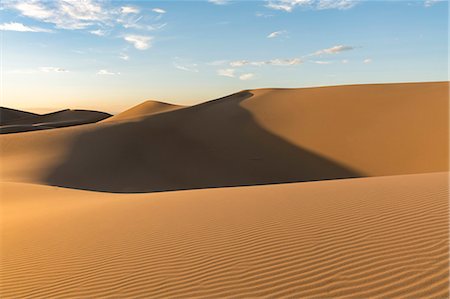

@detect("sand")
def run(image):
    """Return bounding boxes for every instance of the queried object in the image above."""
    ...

[0,82,447,192]
[0,109,111,134]
[0,82,448,297]
[103,100,183,123]
[0,107,38,125]
[0,172,448,298]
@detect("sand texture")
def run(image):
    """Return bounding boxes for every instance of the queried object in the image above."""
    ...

[0,172,448,298]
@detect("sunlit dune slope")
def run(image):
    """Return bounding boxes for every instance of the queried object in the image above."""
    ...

[103,100,183,122]
[0,172,448,298]
[0,82,447,192]
[0,107,38,125]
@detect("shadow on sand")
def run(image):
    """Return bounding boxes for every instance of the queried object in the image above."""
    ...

[45,91,362,193]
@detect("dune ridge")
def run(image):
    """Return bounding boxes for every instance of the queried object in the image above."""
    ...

[103,100,183,122]
[0,82,447,192]
[0,109,111,134]
[0,107,38,125]
[0,172,448,298]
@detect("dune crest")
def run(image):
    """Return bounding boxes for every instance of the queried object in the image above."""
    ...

[104,100,183,122]
[0,82,447,192]
[0,109,111,134]
[0,107,38,125]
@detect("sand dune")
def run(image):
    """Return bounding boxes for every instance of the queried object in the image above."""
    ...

[0,172,447,298]
[0,107,38,125]
[103,100,183,122]
[1,82,447,192]
[0,109,111,134]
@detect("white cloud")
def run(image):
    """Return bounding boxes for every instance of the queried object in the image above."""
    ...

[173,61,199,72]
[230,58,302,67]
[424,0,442,7]
[0,22,53,32]
[152,8,166,14]
[119,53,129,61]
[313,45,354,55]
[10,0,108,30]
[217,68,236,77]
[124,35,152,50]
[341,59,349,64]
[316,0,359,10]
[239,73,255,80]
[97,69,120,75]
[89,29,106,36]
[121,6,139,14]
[39,67,69,72]
[267,30,287,38]
[363,58,372,64]
[312,60,332,64]
[269,58,302,66]
[208,0,230,4]
[265,0,359,12]
[207,60,228,66]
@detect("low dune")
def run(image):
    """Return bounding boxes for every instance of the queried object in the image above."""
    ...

[0,109,112,134]
[103,100,183,122]
[0,107,38,125]
[0,82,447,192]
[0,172,447,298]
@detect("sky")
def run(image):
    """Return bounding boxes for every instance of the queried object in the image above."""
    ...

[0,0,448,113]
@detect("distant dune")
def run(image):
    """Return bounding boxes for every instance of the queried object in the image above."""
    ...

[0,82,447,192]
[104,100,183,122]
[0,107,38,125]
[0,172,447,298]
[0,109,111,134]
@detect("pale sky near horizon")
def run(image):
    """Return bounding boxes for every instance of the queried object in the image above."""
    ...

[1,0,448,114]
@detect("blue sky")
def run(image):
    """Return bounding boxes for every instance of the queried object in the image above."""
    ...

[1,0,448,113]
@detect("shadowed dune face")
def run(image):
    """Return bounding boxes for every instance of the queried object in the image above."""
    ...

[0,107,38,125]
[44,91,360,192]
[0,109,111,134]
[0,82,447,193]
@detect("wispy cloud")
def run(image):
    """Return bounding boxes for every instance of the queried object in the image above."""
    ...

[341,59,349,64]
[363,58,372,64]
[267,30,287,38]
[424,0,443,7]
[208,0,231,5]
[0,22,53,32]
[217,68,236,77]
[10,66,68,74]
[97,69,120,75]
[152,8,166,14]
[119,53,129,61]
[207,60,228,66]
[173,60,199,72]
[89,29,107,36]
[230,58,302,67]
[266,0,359,12]
[9,0,108,30]
[124,35,152,50]
[312,60,332,64]
[239,73,255,80]
[121,6,139,14]
[313,45,354,55]
[39,67,68,72]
